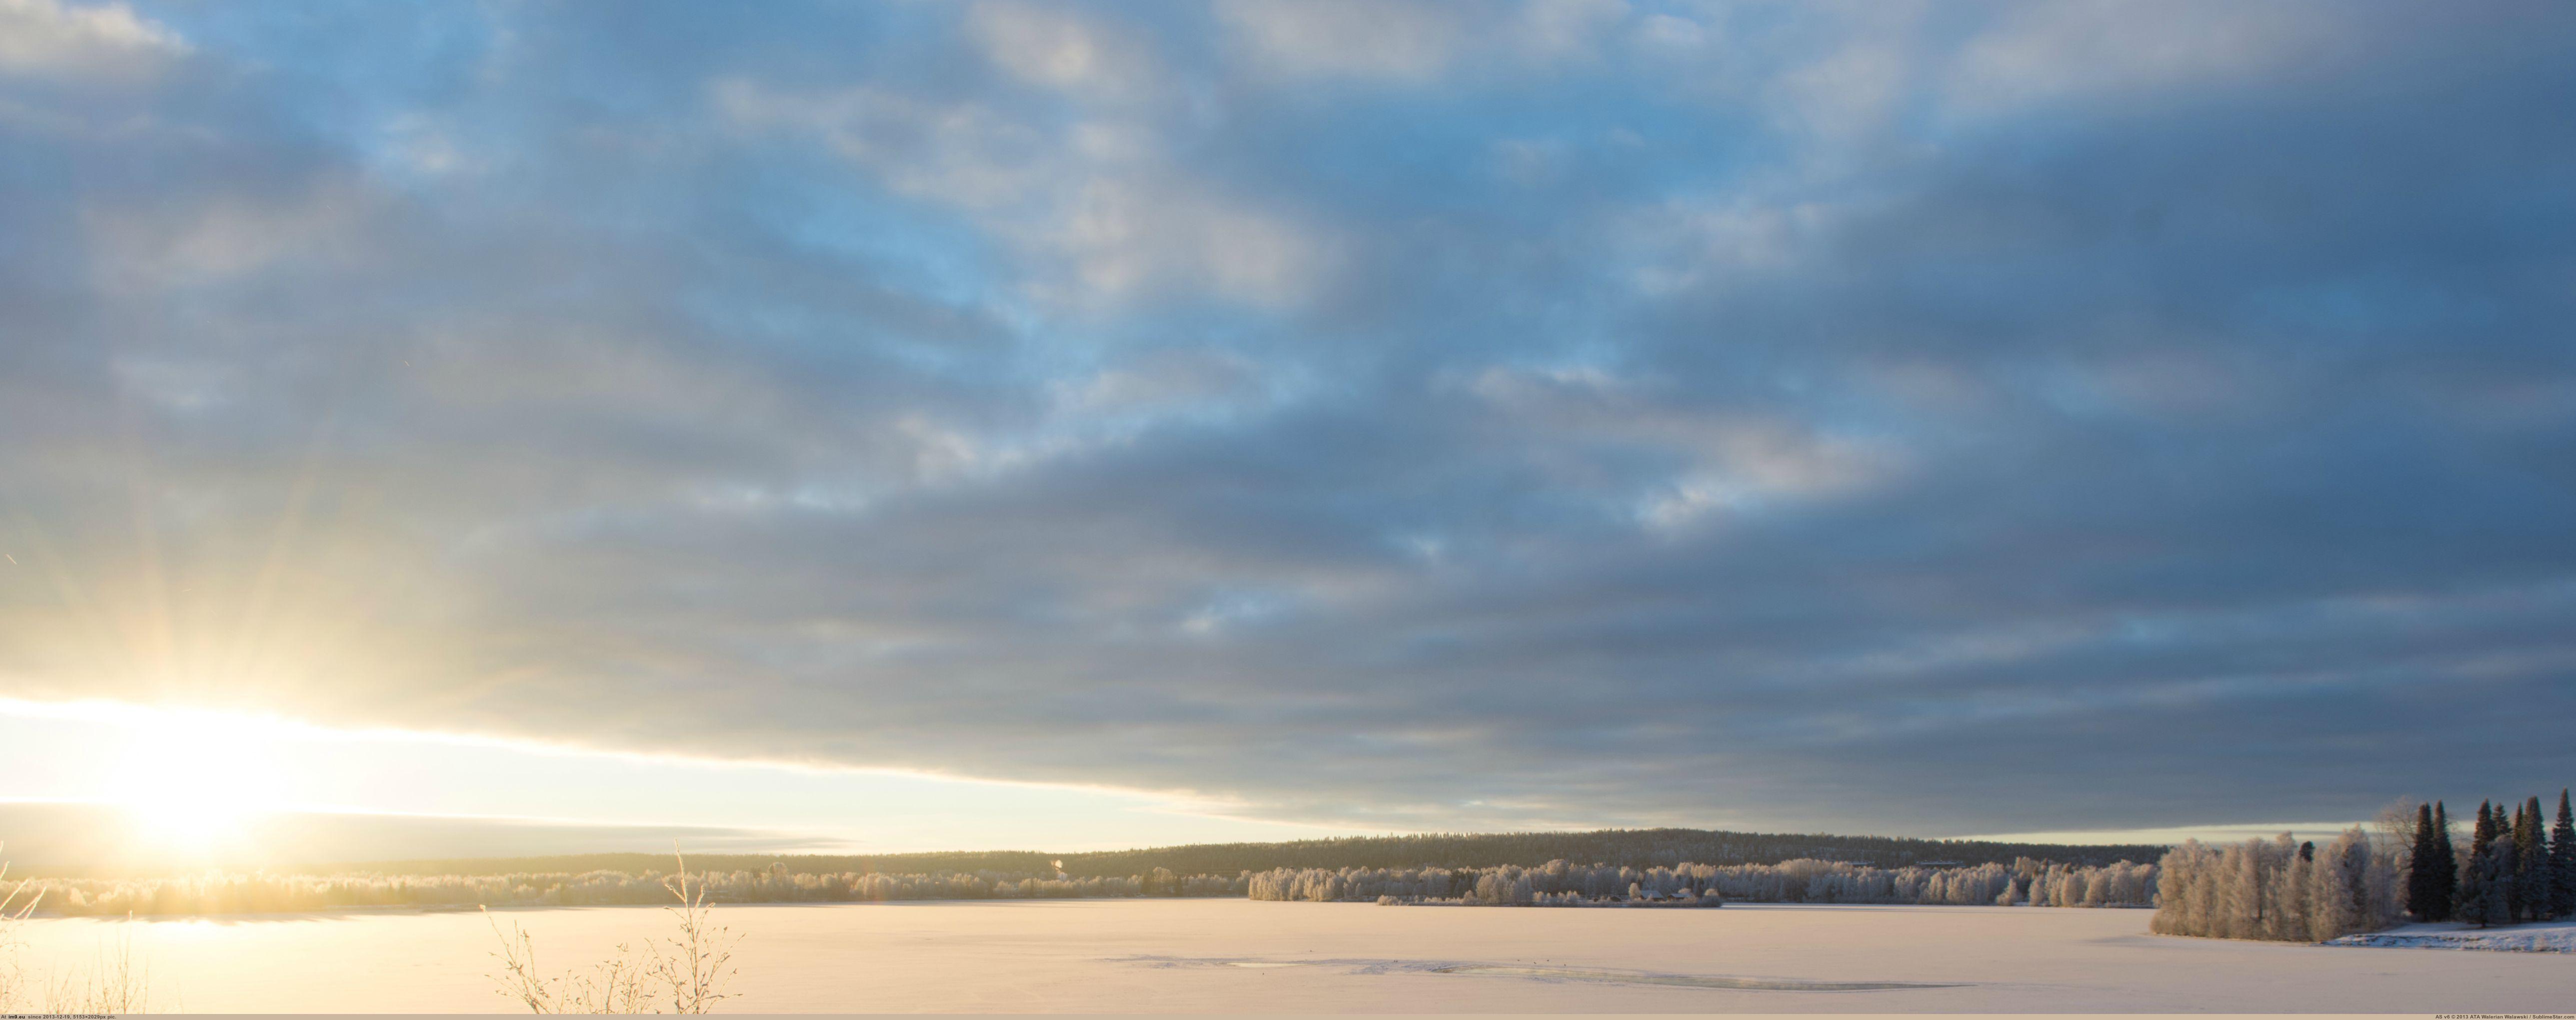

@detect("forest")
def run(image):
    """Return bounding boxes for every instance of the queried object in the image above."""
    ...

[25,856,2158,919]
[2149,793,2576,942]
[16,826,2158,918]
[1248,857,2159,908]
[286,826,2165,881]
[27,799,2567,935]
[2401,796,2576,928]
[30,863,1251,917]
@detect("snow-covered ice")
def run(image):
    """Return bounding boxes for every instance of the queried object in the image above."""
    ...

[9,899,2571,1012]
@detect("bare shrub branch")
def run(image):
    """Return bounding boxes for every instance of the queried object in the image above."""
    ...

[485,849,740,1014]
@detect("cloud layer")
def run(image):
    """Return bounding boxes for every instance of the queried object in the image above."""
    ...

[1,0,2571,837]
[0,802,835,872]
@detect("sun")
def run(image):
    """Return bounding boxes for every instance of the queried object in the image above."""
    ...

[108,709,288,854]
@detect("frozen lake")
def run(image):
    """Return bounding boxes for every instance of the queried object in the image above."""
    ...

[12,899,2571,1012]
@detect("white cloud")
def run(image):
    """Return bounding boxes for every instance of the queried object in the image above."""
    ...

[1636,13,1706,51]
[717,76,1324,308]
[1462,363,1896,530]
[1512,0,1629,61]
[1623,193,1845,295]
[712,78,1053,210]
[1058,351,1258,417]
[373,113,481,179]
[1772,41,1911,139]
[968,1,1157,100]
[1052,177,1324,308]
[1214,0,1466,82]
[81,181,374,292]
[1215,0,1642,81]
[1491,137,1565,188]
[0,0,184,79]
[1946,0,2336,114]
[1635,423,1887,530]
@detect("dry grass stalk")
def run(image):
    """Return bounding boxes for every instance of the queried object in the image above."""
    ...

[0,856,35,1011]
[43,925,148,1014]
[1,847,152,1014]
[486,849,739,1014]
[650,852,735,1014]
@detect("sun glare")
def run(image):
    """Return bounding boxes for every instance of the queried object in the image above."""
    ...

[108,709,288,853]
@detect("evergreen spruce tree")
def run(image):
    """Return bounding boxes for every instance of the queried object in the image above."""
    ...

[2492,841,2517,928]
[2456,841,2494,928]
[2551,791,2575,920]
[2499,836,2522,927]
[2407,803,2441,922]
[2463,840,2504,927]
[2430,802,2457,922]
[2502,801,2523,921]
[2514,798,2544,922]
[2465,799,2495,922]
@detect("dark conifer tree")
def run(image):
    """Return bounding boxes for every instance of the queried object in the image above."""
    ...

[2430,801,2457,922]
[2492,840,2517,928]
[2407,803,2442,922]
[2515,797,2546,921]
[2471,801,2496,857]
[2493,841,2519,928]
[2502,801,2522,921]
[2552,791,2575,921]
[2456,841,2495,928]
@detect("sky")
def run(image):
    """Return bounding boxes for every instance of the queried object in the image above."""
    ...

[0,0,2571,862]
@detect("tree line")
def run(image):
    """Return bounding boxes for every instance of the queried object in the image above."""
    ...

[29,849,2167,918]
[312,827,2163,882]
[33,798,2562,931]
[1248,857,2157,908]
[12,825,2160,918]
[2402,793,2576,928]
[28,864,1249,917]
[2148,790,2576,943]
[15,825,2170,918]
[2148,829,2402,941]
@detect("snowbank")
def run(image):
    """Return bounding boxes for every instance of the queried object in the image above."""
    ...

[2329,919,2576,953]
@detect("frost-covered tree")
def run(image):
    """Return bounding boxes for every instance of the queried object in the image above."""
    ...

[2149,841,2206,936]
[2267,848,2310,941]
[2305,834,2355,942]
[2148,829,2392,942]
[1253,858,2116,909]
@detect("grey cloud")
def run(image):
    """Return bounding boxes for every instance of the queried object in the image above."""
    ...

[0,0,2570,839]
[0,803,835,872]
